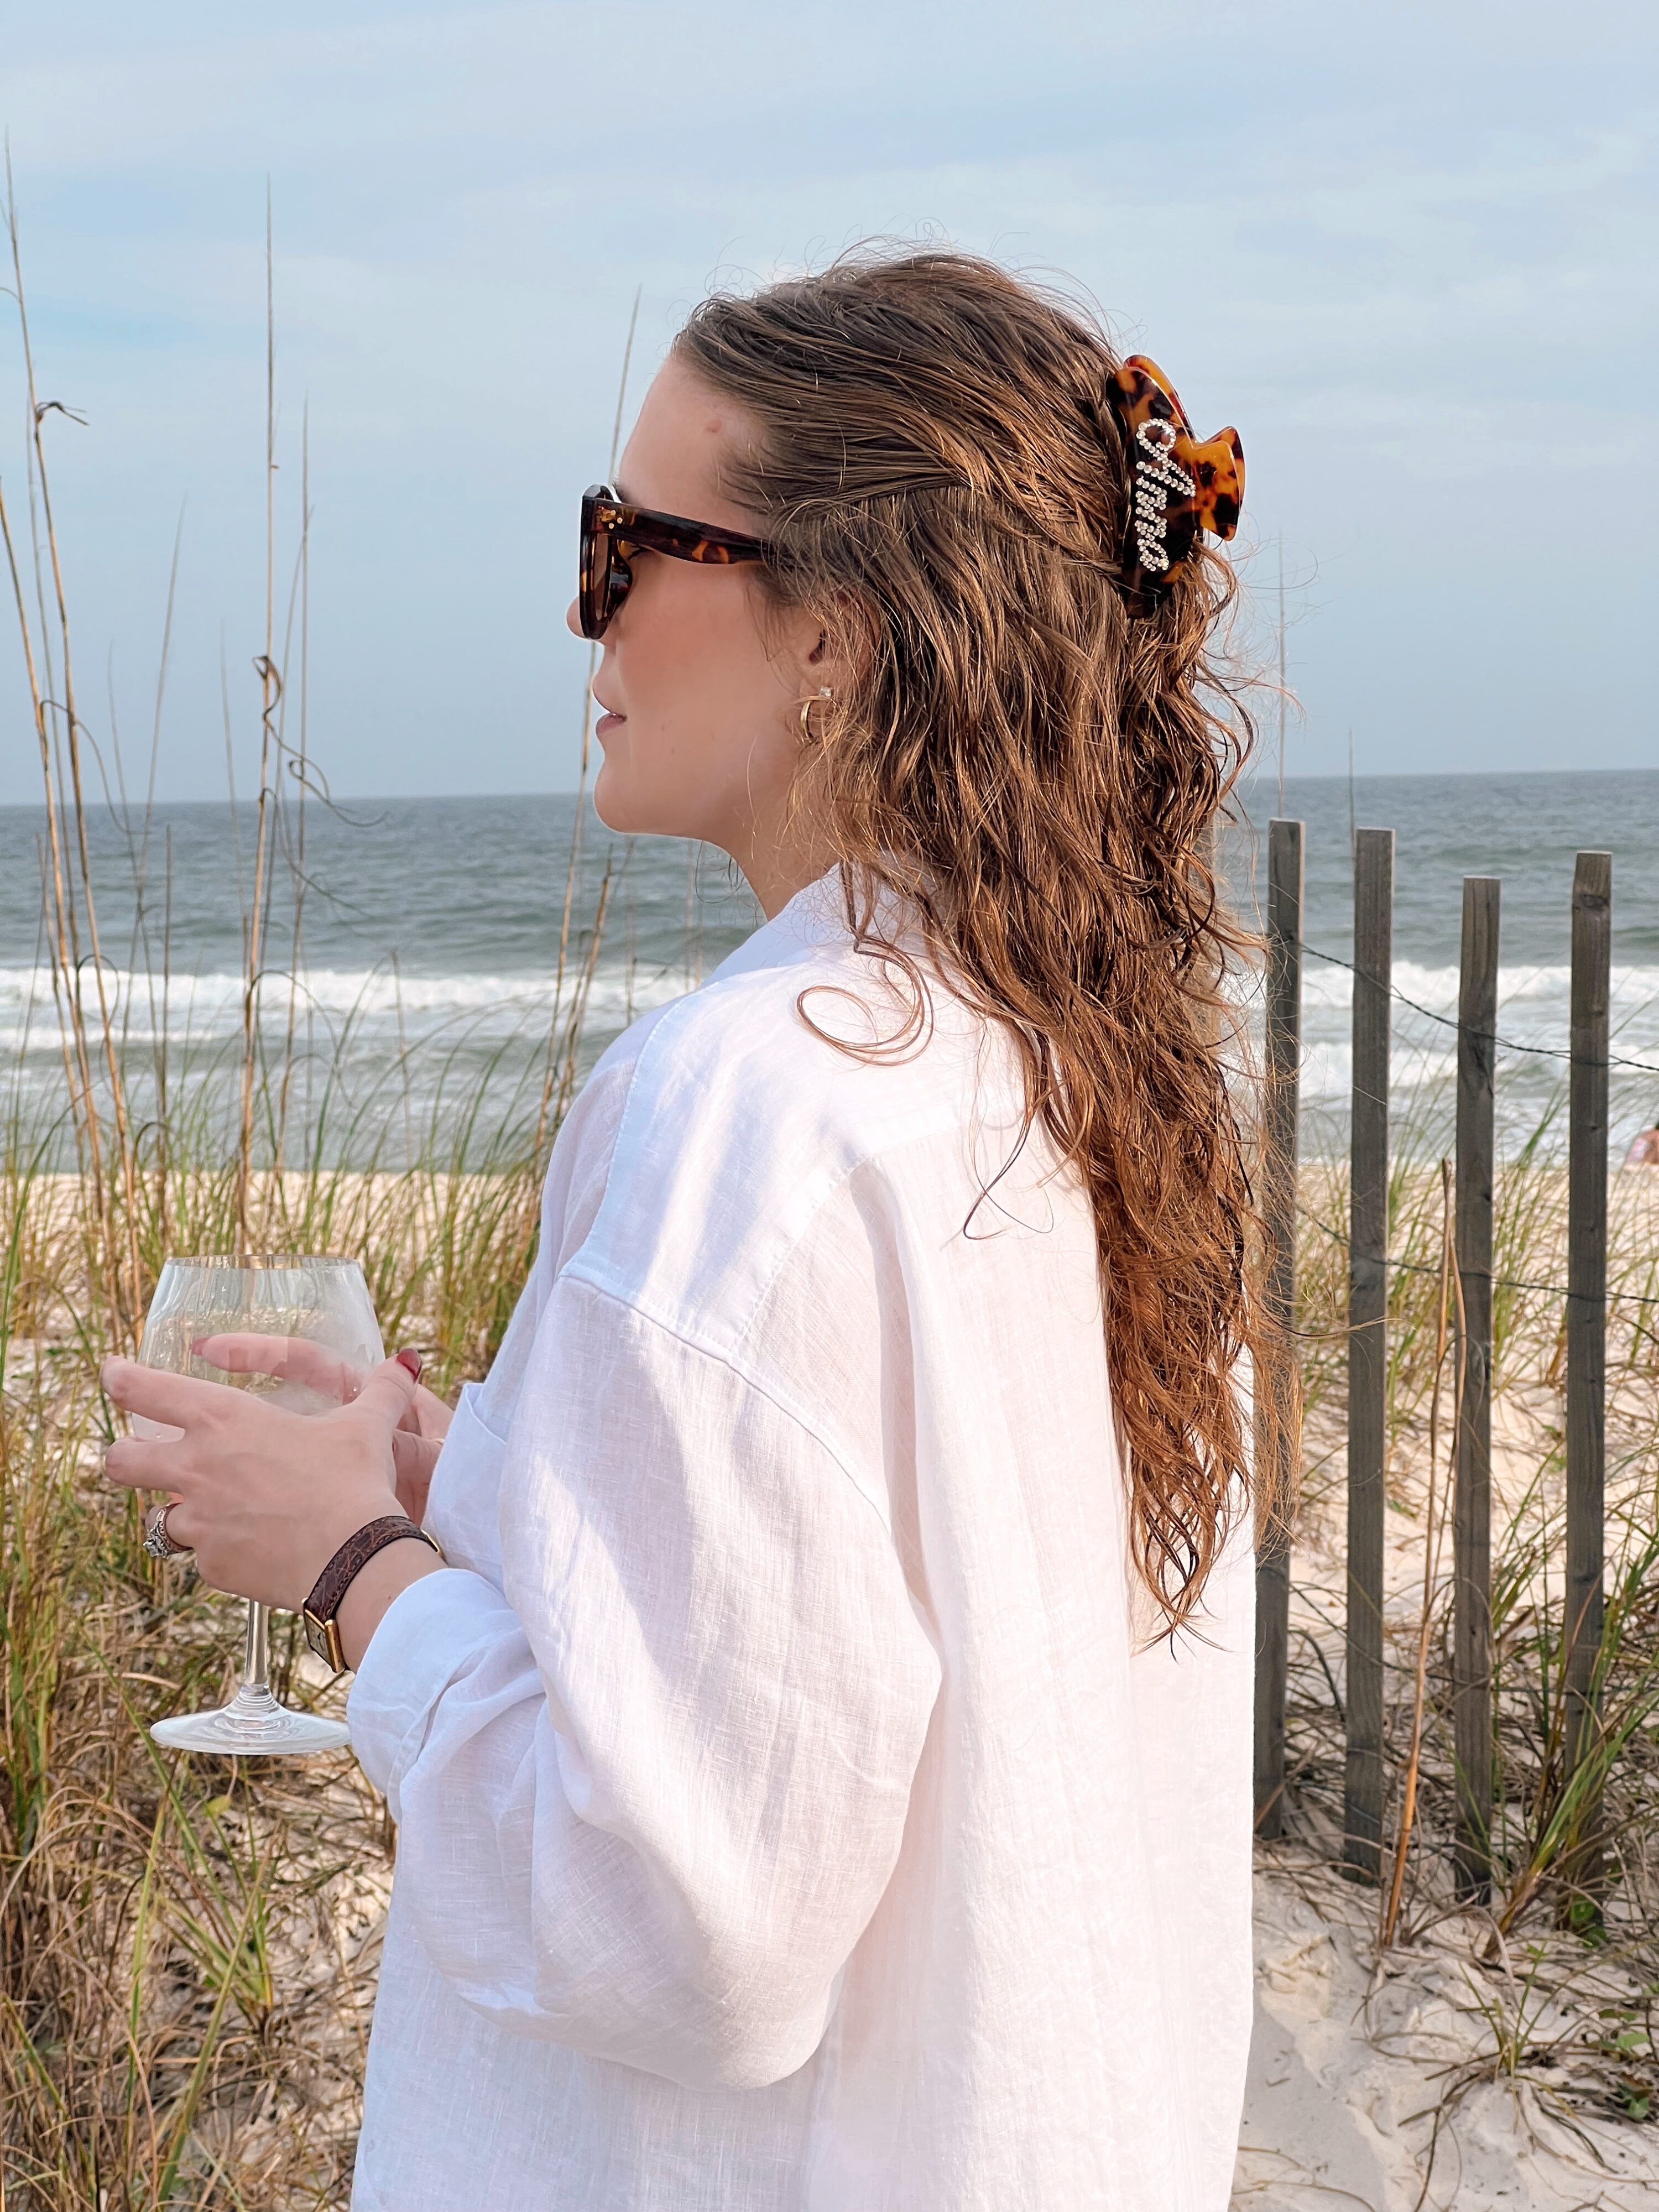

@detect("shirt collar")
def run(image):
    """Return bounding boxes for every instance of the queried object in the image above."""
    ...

[706,871,849,987]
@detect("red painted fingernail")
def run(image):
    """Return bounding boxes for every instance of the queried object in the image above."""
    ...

[395,1348,422,1380]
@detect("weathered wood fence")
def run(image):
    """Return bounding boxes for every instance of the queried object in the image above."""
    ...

[1251,825,1615,1893]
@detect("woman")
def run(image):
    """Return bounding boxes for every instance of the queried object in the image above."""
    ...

[106,251,1262,2212]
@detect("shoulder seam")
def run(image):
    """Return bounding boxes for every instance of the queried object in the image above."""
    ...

[560,961,865,1348]
[557,1270,897,1536]
[553,1045,660,1277]
[557,990,705,1289]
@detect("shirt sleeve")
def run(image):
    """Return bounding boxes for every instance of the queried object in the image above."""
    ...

[347,1271,941,2093]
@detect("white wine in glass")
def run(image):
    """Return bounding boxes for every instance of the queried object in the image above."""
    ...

[138,1254,384,1756]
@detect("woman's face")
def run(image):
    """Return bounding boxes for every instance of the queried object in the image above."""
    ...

[565,354,830,914]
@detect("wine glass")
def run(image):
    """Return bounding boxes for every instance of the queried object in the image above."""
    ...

[137,1254,384,1756]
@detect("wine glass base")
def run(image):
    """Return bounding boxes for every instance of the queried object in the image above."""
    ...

[150,1682,350,1757]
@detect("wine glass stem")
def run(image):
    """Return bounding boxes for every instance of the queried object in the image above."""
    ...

[241,1599,271,1693]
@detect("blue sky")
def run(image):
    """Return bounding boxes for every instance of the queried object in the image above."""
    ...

[0,0,1654,802]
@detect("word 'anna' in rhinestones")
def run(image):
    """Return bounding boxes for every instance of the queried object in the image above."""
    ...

[1130,418,1195,577]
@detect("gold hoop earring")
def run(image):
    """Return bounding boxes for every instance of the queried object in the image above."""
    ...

[797,686,833,741]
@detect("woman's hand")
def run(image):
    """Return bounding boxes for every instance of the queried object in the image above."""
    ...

[191,1332,453,1527]
[102,1354,422,1611]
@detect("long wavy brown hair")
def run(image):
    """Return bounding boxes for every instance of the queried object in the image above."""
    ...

[676,249,1262,1637]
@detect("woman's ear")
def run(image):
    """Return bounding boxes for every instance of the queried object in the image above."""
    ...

[799,598,870,702]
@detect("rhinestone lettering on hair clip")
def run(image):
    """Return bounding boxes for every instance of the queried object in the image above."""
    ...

[1104,354,1244,618]
[1130,418,1196,577]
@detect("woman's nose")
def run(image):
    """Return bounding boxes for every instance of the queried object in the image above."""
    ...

[565,597,583,639]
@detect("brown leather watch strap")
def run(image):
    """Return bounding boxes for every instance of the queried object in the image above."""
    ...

[302,1515,443,1630]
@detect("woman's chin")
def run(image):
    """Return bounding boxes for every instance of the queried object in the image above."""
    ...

[592,757,698,842]
[591,757,636,833]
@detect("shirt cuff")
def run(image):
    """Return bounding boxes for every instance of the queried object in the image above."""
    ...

[347,1566,523,1809]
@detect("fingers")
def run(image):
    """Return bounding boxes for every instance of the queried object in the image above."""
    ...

[391,1430,436,1477]
[392,1431,441,1525]
[192,1332,365,1401]
[399,1384,451,1443]
[106,1434,190,1491]
[350,1355,422,1434]
[192,1330,297,1375]
[101,1358,241,1431]
[156,1495,205,1554]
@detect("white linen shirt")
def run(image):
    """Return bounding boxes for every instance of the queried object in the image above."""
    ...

[347,877,1254,2212]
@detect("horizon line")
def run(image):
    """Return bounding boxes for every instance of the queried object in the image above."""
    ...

[3,762,1658,816]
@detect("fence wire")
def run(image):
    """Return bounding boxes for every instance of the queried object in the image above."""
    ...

[1294,937,1659,1079]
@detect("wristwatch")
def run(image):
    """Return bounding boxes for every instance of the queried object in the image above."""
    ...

[301,1515,445,1672]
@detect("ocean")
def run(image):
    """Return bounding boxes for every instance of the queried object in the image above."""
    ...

[2,770,1655,1164]
[1227,768,1659,1159]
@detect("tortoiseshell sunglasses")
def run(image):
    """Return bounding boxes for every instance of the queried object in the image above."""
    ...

[578,483,775,640]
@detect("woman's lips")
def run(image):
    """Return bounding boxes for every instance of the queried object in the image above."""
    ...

[595,710,625,738]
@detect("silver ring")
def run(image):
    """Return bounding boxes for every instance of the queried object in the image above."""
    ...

[143,1503,191,1560]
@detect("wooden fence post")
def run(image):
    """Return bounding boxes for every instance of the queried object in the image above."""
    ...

[1454,876,1500,1899]
[1565,853,1610,1820]
[1344,827,1392,1882]
[1254,818,1303,1839]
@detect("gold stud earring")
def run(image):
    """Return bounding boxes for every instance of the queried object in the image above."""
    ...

[797,686,833,740]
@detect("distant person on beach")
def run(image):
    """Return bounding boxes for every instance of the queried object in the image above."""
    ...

[1626,1119,1659,1166]
[105,251,1262,2212]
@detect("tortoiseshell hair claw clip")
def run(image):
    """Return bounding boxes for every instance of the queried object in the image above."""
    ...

[1104,356,1244,617]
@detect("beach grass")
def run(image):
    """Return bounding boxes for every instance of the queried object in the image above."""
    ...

[0,1152,559,2210]
[1277,1136,1659,2135]
[0,182,613,2205]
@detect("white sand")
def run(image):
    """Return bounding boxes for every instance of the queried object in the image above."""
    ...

[1234,1860,1659,2210]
